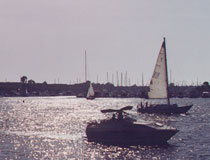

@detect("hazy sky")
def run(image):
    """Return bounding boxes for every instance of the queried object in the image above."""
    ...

[0,0,209,85]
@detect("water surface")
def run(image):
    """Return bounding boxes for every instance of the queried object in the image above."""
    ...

[0,97,209,159]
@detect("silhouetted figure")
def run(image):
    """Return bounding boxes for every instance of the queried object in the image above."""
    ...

[112,114,116,120]
[145,102,148,107]
[118,112,123,120]
[140,102,143,108]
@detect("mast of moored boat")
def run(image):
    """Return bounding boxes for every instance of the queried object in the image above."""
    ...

[163,37,170,105]
[85,50,87,82]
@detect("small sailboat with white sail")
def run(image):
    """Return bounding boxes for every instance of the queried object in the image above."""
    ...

[84,50,95,100]
[86,82,95,100]
[137,38,192,114]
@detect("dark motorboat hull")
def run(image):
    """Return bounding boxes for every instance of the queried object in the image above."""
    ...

[86,121,178,146]
[137,104,192,115]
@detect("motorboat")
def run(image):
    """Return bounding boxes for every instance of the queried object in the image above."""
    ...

[86,106,178,146]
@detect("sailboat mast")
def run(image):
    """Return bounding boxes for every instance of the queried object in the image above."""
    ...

[85,50,87,82]
[163,37,170,105]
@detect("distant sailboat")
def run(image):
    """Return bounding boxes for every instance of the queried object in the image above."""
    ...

[86,82,95,100]
[137,38,192,114]
[84,50,95,99]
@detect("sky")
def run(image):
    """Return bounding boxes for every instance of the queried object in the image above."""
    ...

[0,0,210,85]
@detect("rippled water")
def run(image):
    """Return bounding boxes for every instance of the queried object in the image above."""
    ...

[0,96,210,159]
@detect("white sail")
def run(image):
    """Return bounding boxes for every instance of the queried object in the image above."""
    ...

[148,39,168,99]
[87,82,95,98]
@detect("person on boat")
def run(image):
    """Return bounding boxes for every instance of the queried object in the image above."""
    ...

[118,112,123,120]
[136,105,139,111]
[144,101,150,110]
[145,102,148,107]
[137,103,141,110]
[137,101,143,109]
[112,114,116,120]
[140,101,143,108]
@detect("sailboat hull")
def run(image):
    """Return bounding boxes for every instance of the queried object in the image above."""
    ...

[137,104,193,114]
[86,96,95,100]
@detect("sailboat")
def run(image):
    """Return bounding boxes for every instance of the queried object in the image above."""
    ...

[137,38,192,114]
[86,82,95,100]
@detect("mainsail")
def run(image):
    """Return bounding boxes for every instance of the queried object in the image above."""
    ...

[148,38,169,100]
[87,82,95,98]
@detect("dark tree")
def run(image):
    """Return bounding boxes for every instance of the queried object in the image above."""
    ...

[43,81,47,85]
[28,79,35,84]
[203,81,209,86]
[20,76,27,83]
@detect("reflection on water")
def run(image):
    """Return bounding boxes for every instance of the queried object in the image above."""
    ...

[0,97,210,159]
